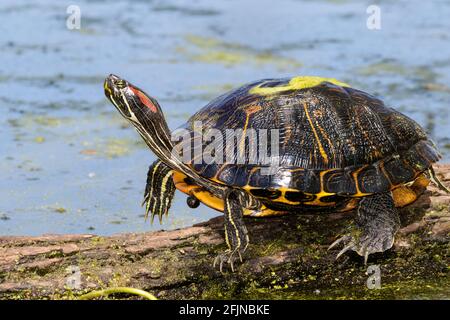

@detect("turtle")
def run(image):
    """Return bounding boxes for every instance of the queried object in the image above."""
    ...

[104,74,449,271]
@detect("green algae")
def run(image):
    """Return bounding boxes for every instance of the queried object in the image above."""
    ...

[356,61,437,83]
[180,35,302,70]
[80,137,145,159]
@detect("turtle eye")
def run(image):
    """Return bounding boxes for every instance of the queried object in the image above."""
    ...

[115,80,127,89]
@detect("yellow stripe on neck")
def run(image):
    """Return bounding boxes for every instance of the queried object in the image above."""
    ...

[249,76,350,96]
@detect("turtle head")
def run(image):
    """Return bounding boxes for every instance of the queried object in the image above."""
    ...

[104,74,165,122]
[104,74,173,159]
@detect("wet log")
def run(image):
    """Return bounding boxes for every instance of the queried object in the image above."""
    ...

[1,165,449,299]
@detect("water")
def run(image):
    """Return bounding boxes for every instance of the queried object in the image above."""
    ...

[1,0,449,235]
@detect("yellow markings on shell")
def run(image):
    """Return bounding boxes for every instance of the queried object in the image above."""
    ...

[391,185,419,208]
[337,198,360,212]
[392,173,430,208]
[173,171,224,211]
[239,105,262,155]
[244,204,285,217]
[248,76,350,96]
[316,120,336,165]
[193,190,224,212]
[173,171,200,193]
[173,171,282,217]
[351,166,372,197]
[303,102,329,165]
[304,170,335,205]
[239,114,251,156]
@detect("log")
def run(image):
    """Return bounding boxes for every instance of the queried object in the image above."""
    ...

[1,165,449,300]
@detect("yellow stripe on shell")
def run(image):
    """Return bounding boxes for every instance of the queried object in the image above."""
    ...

[303,102,329,165]
[248,76,350,96]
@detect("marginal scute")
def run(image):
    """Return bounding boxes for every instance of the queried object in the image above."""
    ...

[199,163,221,179]
[290,169,321,193]
[383,156,416,185]
[284,191,316,202]
[216,164,250,187]
[319,195,348,203]
[403,140,441,172]
[357,165,390,194]
[392,174,430,207]
[323,169,356,195]
[249,188,282,199]
[247,168,272,187]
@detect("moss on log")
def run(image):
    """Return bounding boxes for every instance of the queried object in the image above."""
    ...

[1,165,449,300]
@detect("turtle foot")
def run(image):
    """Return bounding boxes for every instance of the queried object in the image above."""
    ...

[329,191,400,264]
[328,230,395,264]
[213,249,244,273]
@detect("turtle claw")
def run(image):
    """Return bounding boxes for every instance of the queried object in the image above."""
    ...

[364,250,370,265]
[142,195,169,225]
[213,253,233,273]
[328,235,351,251]
[329,192,400,264]
[213,250,244,273]
[335,240,356,261]
[212,255,223,273]
[330,231,395,265]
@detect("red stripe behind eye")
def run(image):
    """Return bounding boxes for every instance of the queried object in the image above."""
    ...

[130,87,157,113]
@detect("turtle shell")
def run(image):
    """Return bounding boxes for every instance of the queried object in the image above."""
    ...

[174,76,440,210]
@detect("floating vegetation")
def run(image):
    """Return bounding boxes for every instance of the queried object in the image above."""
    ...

[8,115,64,129]
[109,220,123,225]
[53,207,67,214]
[41,204,68,214]
[153,4,220,16]
[422,82,450,93]
[356,60,437,83]
[34,136,45,143]
[79,136,146,159]
[180,35,302,70]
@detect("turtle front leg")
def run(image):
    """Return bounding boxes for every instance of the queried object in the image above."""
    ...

[142,160,176,224]
[214,189,250,272]
[329,191,400,264]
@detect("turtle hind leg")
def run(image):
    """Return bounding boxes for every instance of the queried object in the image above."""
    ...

[214,189,249,273]
[142,160,176,224]
[329,191,400,264]
[427,167,450,193]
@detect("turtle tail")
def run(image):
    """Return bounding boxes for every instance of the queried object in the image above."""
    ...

[427,167,450,193]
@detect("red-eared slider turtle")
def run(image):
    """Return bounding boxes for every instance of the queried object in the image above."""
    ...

[104,74,448,271]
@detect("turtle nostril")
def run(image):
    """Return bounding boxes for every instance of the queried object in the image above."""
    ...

[108,74,120,81]
[107,74,127,89]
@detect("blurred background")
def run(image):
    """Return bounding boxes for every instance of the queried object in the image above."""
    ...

[0,0,449,235]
